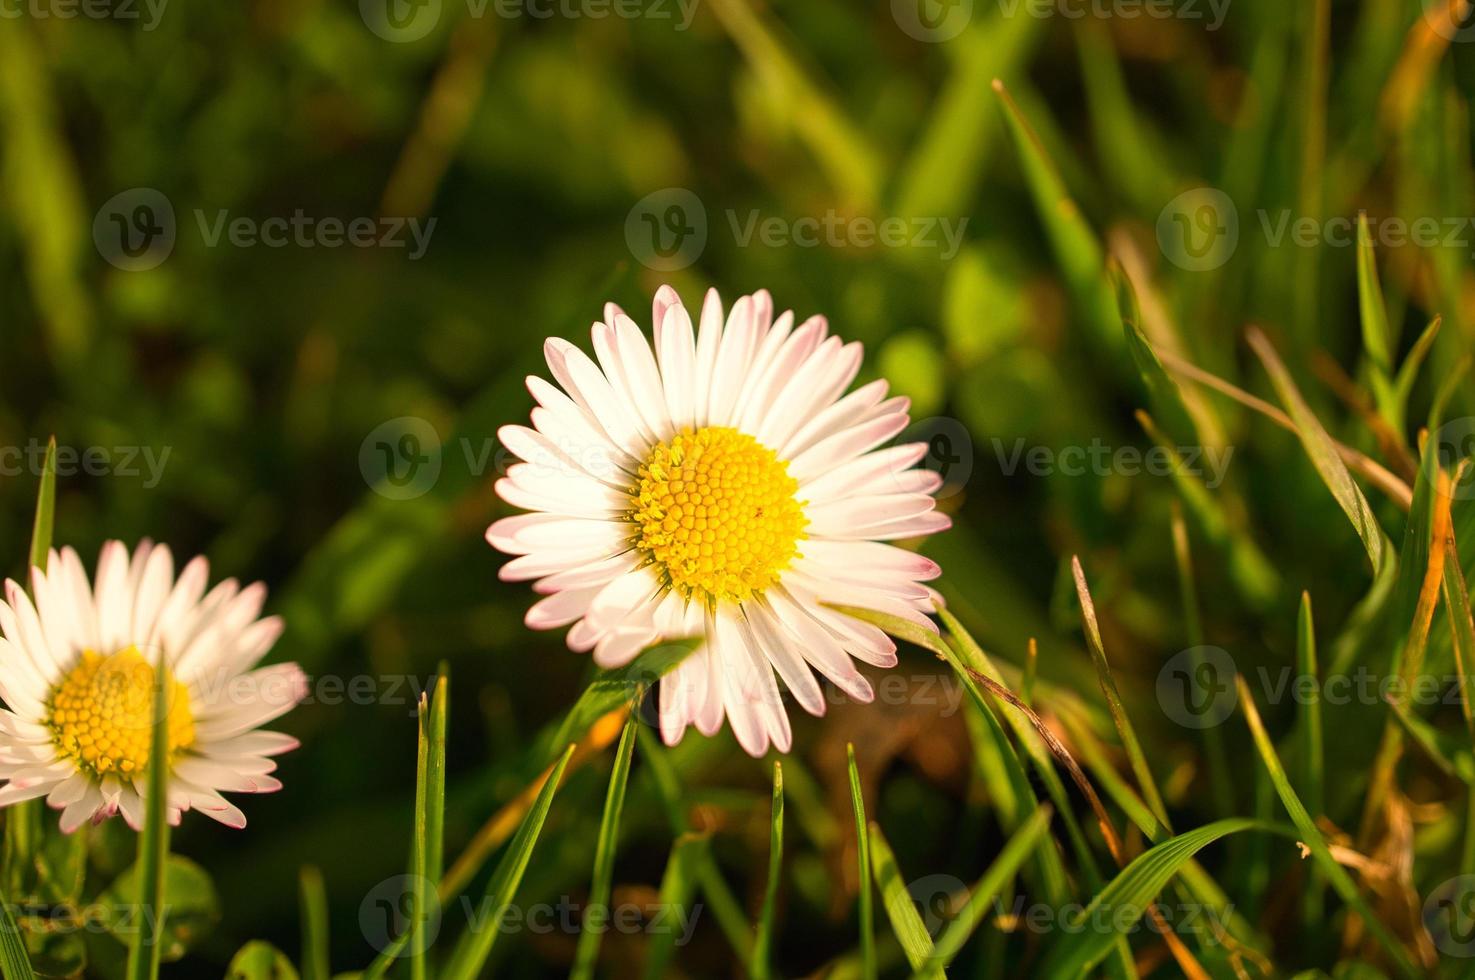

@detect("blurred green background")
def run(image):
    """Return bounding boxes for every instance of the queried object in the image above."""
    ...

[3,0,1475,975]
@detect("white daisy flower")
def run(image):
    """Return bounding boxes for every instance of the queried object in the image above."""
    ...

[488,286,949,756]
[0,541,307,831]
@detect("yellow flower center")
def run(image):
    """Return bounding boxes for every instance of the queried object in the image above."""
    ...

[47,647,195,778]
[630,426,806,605]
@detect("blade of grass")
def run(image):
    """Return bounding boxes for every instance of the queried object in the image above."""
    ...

[635,726,753,968]
[1171,505,1233,816]
[124,648,172,980]
[409,670,449,980]
[1138,410,1281,610]
[571,713,638,980]
[752,761,783,980]
[641,831,708,980]
[0,883,36,980]
[1296,593,1326,928]
[846,745,875,980]
[1236,677,1421,978]
[992,78,1120,357]
[1155,346,1412,510]
[1072,557,1172,833]
[442,744,577,980]
[930,805,1053,968]
[1357,213,1397,430]
[1040,819,1285,978]
[1247,327,1391,573]
[298,866,330,980]
[705,0,880,206]
[867,823,938,974]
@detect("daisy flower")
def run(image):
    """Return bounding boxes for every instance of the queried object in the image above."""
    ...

[0,541,306,831]
[488,286,949,756]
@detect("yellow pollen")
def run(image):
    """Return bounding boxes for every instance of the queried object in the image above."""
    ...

[47,647,195,778]
[630,426,806,605]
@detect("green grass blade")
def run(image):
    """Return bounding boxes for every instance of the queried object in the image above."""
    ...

[1247,327,1390,574]
[1041,818,1282,978]
[298,866,330,980]
[892,11,1041,220]
[544,642,694,761]
[27,436,55,574]
[992,79,1119,357]
[846,745,875,980]
[635,727,753,968]
[443,744,576,980]
[1356,213,1394,378]
[752,760,783,980]
[867,823,939,975]
[0,880,36,979]
[931,805,1053,968]
[1236,677,1420,978]
[571,713,638,980]
[409,670,448,980]
[1296,593,1327,927]
[1071,557,1171,834]
[705,0,880,206]
[1170,506,1233,817]
[641,832,708,980]
[124,652,172,980]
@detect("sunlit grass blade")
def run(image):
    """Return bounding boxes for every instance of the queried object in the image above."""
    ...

[1247,327,1391,573]
[571,713,638,980]
[753,760,783,980]
[1071,557,1172,834]
[930,805,1053,968]
[543,642,694,760]
[443,744,576,980]
[298,866,329,980]
[124,652,172,980]
[409,669,448,980]
[642,831,707,980]
[866,823,938,975]
[846,745,875,980]
[1040,818,1282,978]
[1236,677,1421,978]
